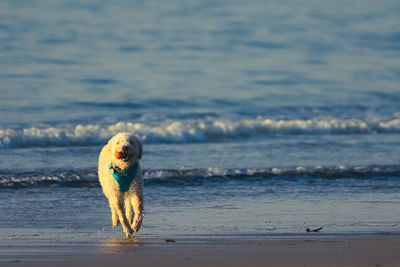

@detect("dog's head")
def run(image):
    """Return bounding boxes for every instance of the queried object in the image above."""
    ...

[108,132,142,167]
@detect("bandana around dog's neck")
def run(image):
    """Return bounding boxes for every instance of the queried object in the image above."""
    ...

[109,160,138,192]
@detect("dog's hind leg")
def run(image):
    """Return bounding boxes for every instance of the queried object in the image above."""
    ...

[131,194,144,232]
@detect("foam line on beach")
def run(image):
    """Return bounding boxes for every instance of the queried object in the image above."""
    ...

[1,164,399,188]
[1,116,400,148]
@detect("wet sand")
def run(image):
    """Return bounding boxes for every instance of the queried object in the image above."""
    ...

[1,235,400,267]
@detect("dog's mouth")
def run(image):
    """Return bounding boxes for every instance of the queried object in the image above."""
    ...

[115,151,131,162]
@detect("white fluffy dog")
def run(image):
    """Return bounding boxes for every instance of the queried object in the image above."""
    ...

[98,132,144,238]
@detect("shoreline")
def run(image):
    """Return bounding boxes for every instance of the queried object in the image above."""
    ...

[1,234,400,266]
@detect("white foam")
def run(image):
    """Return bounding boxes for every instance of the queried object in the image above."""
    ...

[1,116,400,148]
[2,164,399,188]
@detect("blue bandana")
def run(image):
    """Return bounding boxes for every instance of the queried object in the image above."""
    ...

[109,161,138,192]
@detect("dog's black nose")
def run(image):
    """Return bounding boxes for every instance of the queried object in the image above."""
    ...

[122,146,128,151]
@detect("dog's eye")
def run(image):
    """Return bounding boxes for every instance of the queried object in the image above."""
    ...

[129,140,133,144]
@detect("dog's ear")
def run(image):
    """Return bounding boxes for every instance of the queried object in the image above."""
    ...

[136,140,143,160]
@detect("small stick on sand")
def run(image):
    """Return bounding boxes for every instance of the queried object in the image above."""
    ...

[305,226,323,232]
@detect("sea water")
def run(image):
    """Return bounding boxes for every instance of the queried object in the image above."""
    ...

[1,0,400,247]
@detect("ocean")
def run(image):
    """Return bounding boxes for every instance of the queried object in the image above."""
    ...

[1,0,400,250]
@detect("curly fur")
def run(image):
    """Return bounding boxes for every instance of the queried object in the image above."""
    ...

[98,132,144,238]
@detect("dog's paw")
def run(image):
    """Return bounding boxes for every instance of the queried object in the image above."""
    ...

[132,215,143,232]
[125,232,133,238]
[113,220,119,227]
[132,221,142,232]
[112,217,120,227]
[124,227,134,238]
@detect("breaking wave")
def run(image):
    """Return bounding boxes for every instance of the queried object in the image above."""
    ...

[1,164,399,188]
[1,116,400,148]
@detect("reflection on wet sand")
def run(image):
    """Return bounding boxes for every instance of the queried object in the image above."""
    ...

[98,237,144,252]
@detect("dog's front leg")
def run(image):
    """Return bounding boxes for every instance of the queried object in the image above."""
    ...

[108,202,120,227]
[124,197,133,224]
[111,198,133,238]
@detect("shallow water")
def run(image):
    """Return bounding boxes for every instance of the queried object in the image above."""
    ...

[1,0,400,243]
[1,176,399,245]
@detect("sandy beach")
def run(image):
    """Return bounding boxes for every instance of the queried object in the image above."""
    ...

[1,235,400,267]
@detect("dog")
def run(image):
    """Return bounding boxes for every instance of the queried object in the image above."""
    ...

[98,132,144,238]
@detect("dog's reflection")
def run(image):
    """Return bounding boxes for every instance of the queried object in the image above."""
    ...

[99,237,144,252]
